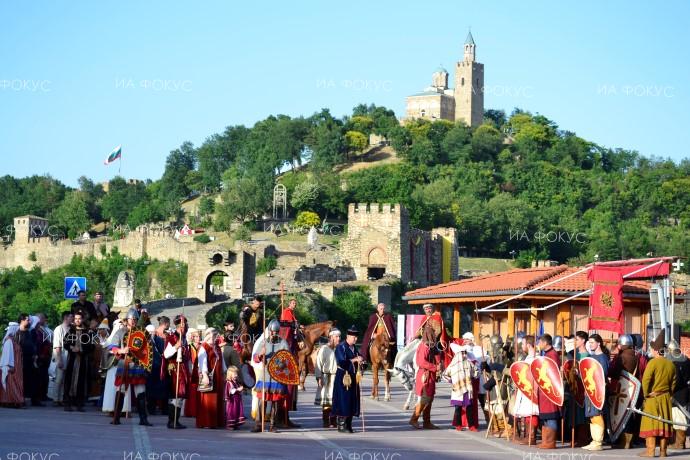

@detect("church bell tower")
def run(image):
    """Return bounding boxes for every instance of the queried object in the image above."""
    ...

[454,30,484,127]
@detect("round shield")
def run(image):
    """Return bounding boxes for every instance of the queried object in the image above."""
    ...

[241,363,256,388]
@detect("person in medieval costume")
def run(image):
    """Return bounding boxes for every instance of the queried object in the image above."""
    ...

[101,319,131,415]
[580,334,609,451]
[443,342,478,431]
[416,304,449,360]
[463,332,489,432]
[196,327,225,428]
[409,324,440,430]
[109,308,153,426]
[278,298,302,428]
[184,328,200,417]
[89,320,110,406]
[535,333,562,449]
[51,312,73,407]
[361,302,397,364]
[332,326,363,433]
[163,315,192,429]
[609,333,644,449]
[251,319,290,432]
[32,313,53,403]
[146,316,170,416]
[240,296,264,342]
[638,331,677,457]
[511,335,539,445]
[0,322,24,408]
[314,328,340,428]
[63,312,95,412]
[563,331,590,447]
[667,339,689,450]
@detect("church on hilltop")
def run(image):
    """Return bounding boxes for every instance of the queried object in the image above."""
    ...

[405,31,484,127]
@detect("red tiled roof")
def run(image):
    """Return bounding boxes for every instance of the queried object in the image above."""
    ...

[404,265,683,300]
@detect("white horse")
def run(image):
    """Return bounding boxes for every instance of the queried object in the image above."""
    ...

[387,338,420,410]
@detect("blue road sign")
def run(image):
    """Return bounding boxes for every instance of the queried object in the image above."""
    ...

[64,277,87,299]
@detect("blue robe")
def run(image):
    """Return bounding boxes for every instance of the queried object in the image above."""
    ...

[332,341,361,417]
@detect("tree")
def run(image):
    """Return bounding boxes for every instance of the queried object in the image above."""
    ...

[101,177,148,226]
[215,167,272,226]
[295,211,321,228]
[344,130,368,158]
[470,124,503,162]
[159,141,197,216]
[51,191,92,239]
[291,179,320,212]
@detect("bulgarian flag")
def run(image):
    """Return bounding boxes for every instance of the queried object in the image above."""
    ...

[104,145,122,165]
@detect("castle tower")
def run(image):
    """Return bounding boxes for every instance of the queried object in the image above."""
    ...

[431,66,449,90]
[454,30,484,127]
[13,215,48,243]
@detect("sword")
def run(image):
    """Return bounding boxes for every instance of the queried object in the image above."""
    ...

[626,407,690,427]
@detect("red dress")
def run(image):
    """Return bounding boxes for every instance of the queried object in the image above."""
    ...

[184,345,199,417]
[0,336,24,406]
[165,333,190,400]
[196,342,225,428]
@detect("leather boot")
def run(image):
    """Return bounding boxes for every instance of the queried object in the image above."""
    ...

[110,395,124,425]
[519,422,537,445]
[136,394,153,427]
[167,404,186,429]
[671,430,686,449]
[638,437,657,457]
[322,408,330,428]
[614,432,634,449]
[409,403,423,429]
[659,437,668,457]
[512,420,524,444]
[422,403,439,429]
[337,417,347,433]
[501,422,512,440]
[538,426,557,449]
[345,416,354,433]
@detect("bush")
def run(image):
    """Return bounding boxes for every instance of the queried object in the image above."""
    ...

[233,225,252,242]
[256,256,278,275]
[328,287,372,334]
[28,251,37,262]
[295,211,321,229]
[193,233,211,244]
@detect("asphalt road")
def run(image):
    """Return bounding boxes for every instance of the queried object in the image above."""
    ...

[0,374,685,460]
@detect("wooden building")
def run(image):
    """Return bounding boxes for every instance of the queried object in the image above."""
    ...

[402,264,686,346]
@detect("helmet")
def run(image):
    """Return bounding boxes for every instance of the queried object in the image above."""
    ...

[618,334,633,347]
[553,335,563,352]
[268,319,281,333]
[668,339,679,353]
[462,332,475,342]
[631,334,644,350]
[126,308,140,320]
[490,335,503,346]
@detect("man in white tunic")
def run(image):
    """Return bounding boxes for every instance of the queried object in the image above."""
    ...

[51,312,72,406]
[314,328,340,428]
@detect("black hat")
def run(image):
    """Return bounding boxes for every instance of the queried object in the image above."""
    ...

[346,325,359,336]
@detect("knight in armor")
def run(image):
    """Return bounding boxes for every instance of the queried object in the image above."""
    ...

[162,315,191,429]
[667,339,689,450]
[639,331,677,457]
[108,308,153,426]
[332,326,363,433]
[251,319,289,432]
[609,334,645,449]
[536,333,562,449]
[483,334,510,437]
[361,302,397,364]
[278,298,302,428]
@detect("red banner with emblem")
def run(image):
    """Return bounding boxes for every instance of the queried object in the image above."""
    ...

[588,266,624,334]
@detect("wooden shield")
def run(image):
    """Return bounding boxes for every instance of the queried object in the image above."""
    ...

[530,356,564,406]
[267,349,299,385]
[126,328,152,372]
[578,357,606,410]
[562,359,585,407]
[608,370,641,443]
[510,361,538,404]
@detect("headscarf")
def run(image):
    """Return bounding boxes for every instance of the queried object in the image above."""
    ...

[203,327,218,344]
[29,315,40,330]
[1,322,20,390]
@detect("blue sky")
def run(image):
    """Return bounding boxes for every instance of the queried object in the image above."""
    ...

[1,0,688,187]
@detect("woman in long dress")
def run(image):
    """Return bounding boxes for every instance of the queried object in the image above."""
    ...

[184,328,200,417]
[443,342,477,431]
[0,323,24,408]
[196,328,225,428]
[101,320,131,414]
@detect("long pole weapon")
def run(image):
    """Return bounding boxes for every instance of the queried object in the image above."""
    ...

[509,315,519,442]
[357,360,365,432]
[560,315,565,446]
[475,308,492,436]
[113,334,130,424]
[173,301,184,429]
[528,347,535,447]
[261,300,266,433]
[570,303,576,449]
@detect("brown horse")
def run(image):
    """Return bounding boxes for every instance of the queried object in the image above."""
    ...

[297,321,333,390]
[369,329,392,401]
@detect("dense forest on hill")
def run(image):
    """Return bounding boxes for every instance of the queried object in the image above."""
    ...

[1,104,688,269]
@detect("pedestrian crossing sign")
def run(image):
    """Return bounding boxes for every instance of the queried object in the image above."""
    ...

[64,277,87,299]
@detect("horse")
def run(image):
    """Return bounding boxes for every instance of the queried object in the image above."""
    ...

[368,329,393,401]
[297,321,333,390]
[387,338,420,410]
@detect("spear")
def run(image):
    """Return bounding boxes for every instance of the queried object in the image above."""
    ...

[261,300,266,433]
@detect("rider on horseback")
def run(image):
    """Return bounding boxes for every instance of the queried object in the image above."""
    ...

[361,303,396,364]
